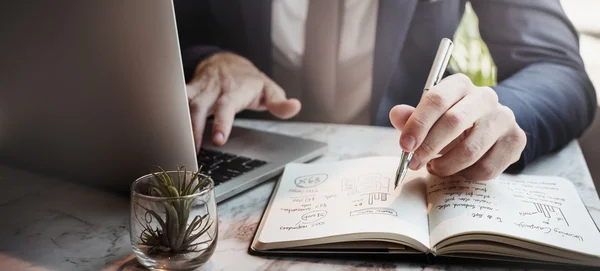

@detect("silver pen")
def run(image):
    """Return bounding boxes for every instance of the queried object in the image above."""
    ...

[394,38,454,189]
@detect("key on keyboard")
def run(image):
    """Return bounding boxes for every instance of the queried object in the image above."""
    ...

[197,148,267,185]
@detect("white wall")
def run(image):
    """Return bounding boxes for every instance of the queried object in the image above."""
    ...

[561,0,600,104]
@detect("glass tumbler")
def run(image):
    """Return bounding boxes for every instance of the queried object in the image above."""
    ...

[130,169,218,270]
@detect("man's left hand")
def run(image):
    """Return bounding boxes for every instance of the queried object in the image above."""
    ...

[389,74,527,180]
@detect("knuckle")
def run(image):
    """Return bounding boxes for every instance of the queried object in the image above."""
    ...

[206,81,221,94]
[480,87,499,103]
[221,75,234,92]
[507,127,527,149]
[460,141,482,161]
[204,65,219,78]
[517,129,527,147]
[419,141,436,157]
[503,126,523,142]
[454,73,472,84]
[259,71,271,82]
[212,117,230,132]
[212,116,224,126]
[424,92,447,110]
[431,162,452,177]
[496,128,527,166]
[499,105,516,122]
[194,60,210,74]
[216,94,232,107]
[451,73,472,90]
[443,108,468,129]
[188,98,202,110]
[409,114,428,131]
[478,162,498,180]
[510,153,522,165]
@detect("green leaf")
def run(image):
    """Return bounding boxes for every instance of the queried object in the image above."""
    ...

[149,177,169,195]
[156,166,174,186]
[141,227,161,246]
[191,176,209,194]
[178,201,191,228]
[184,199,194,217]
[164,202,180,249]
[183,172,200,195]
[151,172,170,189]
[151,187,165,197]
[167,185,180,198]
[180,166,186,193]
[174,204,191,249]
[136,203,167,232]
[186,168,196,195]
[182,214,210,247]
[182,215,202,242]
[196,216,212,235]
[183,220,213,247]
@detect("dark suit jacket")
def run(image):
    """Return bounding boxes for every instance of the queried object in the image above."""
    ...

[173,0,597,173]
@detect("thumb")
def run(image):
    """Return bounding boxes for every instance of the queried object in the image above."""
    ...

[389,104,415,132]
[263,79,301,119]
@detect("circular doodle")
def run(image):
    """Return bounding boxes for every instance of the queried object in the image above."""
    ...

[301,210,328,223]
[294,173,328,188]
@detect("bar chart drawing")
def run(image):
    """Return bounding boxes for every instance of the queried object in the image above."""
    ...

[342,173,390,205]
[521,200,569,227]
[363,192,388,205]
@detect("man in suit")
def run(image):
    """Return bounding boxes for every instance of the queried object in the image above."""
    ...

[174,0,596,180]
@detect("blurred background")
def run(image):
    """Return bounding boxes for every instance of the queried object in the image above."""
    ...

[452,0,600,193]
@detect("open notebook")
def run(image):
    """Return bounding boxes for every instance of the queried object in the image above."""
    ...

[249,156,600,267]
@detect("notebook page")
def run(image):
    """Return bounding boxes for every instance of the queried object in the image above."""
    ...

[427,174,600,257]
[257,157,430,250]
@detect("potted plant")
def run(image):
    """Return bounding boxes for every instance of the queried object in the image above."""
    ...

[130,166,218,270]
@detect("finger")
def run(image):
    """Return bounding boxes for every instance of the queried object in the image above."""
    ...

[188,77,220,152]
[410,87,498,169]
[438,132,467,156]
[262,78,301,119]
[451,124,526,180]
[211,72,243,146]
[428,105,513,176]
[211,71,267,145]
[400,74,472,153]
[389,104,415,131]
[212,96,235,146]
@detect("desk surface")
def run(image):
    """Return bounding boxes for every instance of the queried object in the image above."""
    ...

[0,120,598,271]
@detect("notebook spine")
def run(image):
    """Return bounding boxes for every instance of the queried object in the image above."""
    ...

[425,251,436,264]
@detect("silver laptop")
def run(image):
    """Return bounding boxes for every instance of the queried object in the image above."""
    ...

[0,0,327,203]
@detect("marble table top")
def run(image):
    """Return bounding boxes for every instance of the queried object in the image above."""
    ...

[0,119,598,271]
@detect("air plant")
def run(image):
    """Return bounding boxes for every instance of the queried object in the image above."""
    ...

[449,2,497,87]
[135,166,214,255]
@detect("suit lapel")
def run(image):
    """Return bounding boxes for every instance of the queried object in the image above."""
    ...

[371,0,418,124]
[239,0,273,74]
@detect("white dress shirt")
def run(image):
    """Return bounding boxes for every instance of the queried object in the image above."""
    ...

[271,0,379,124]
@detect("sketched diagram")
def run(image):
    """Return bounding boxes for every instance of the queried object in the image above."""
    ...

[342,173,390,205]
[520,201,569,226]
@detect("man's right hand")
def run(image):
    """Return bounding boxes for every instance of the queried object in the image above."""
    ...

[186,52,301,152]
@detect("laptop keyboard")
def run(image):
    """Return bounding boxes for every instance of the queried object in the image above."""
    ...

[197,148,267,185]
